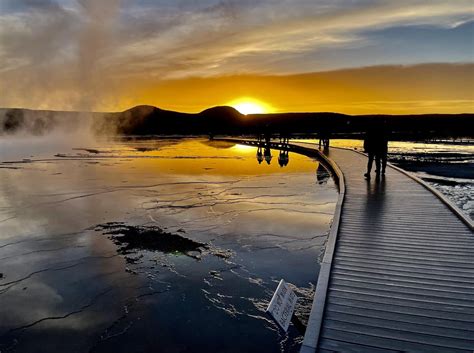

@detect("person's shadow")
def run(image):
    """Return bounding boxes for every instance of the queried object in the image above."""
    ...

[364,175,387,228]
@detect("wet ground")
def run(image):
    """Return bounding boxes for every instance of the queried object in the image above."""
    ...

[0,138,337,353]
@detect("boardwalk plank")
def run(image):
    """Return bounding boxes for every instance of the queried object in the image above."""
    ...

[322,320,474,350]
[324,311,474,341]
[329,289,474,316]
[319,338,398,353]
[331,268,474,289]
[331,280,474,302]
[333,252,474,273]
[321,328,470,353]
[325,301,474,330]
[333,263,474,284]
[335,249,474,268]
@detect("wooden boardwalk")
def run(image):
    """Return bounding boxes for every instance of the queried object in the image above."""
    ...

[220,139,474,353]
[293,143,474,353]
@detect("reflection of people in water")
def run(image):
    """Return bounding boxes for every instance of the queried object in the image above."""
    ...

[278,149,289,167]
[316,163,330,184]
[264,145,272,165]
[256,146,264,164]
[277,137,290,167]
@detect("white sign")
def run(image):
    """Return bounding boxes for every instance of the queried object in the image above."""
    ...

[266,279,298,332]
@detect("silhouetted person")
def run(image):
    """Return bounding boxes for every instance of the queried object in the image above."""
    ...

[323,137,330,149]
[318,126,330,149]
[264,131,271,146]
[256,146,264,164]
[376,122,389,175]
[364,127,380,179]
[279,132,290,144]
[262,124,271,146]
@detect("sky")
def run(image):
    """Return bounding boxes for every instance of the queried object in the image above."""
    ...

[0,0,473,114]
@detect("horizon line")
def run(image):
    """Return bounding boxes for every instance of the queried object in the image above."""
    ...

[1,105,473,117]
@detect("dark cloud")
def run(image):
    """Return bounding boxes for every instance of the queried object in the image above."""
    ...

[0,0,63,12]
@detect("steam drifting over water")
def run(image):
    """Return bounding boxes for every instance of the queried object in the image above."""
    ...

[1,0,121,112]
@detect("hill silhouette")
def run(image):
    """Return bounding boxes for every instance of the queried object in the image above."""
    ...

[102,105,473,139]
[0,105,472,139]
[98,105,245,135]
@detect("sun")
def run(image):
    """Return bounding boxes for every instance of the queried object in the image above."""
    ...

[234,102,265,115]
[227,98,271,115]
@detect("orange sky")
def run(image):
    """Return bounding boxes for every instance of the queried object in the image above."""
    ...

[119,64,474,115]
[2,63,473,115]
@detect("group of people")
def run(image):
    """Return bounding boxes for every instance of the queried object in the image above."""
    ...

[253,126,390,178]
[364,126,389,179]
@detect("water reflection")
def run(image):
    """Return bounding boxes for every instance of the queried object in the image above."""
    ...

[264,145,272,165]
[254,142,291,168]
[257,145,264,164]
[278,149,289,167]
[316,164,330,185]
[0,138,337,353]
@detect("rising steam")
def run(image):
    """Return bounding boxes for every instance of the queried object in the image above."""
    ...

[76,0,121,111]
[0,0,121,137]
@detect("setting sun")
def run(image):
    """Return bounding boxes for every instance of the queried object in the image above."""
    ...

[227,98,272,115]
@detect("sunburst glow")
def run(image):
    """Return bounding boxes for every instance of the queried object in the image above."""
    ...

[228,98,271,115]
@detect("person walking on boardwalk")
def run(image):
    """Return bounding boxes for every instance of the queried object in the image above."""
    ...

[318,125,330,149]
[364,126,380,179]
[376,122,389,175]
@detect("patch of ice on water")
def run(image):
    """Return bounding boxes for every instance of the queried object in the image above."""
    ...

[425,179,474,220]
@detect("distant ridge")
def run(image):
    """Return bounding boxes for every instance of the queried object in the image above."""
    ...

[0,105,472,138]
[199,106,242,117]
[101,105,473,138]
[102,105,245,135]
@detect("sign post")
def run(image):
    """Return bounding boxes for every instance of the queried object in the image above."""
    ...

[266,279,298,332]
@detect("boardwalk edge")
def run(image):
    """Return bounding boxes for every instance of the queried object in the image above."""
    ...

[294,144,346,353]
[388,164,474,231]
[215,138,347,352]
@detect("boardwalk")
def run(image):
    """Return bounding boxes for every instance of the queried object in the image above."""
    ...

[295,144,474,353]
[220,139,474,353]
